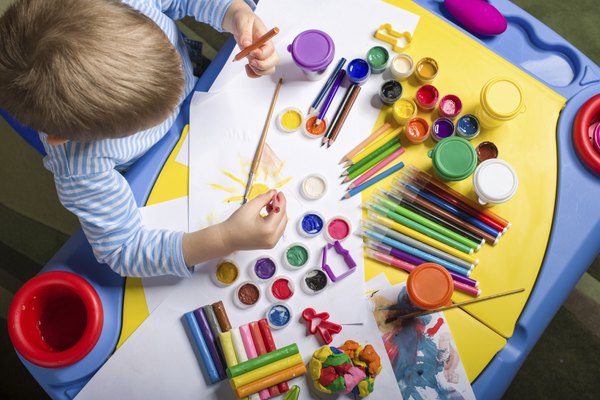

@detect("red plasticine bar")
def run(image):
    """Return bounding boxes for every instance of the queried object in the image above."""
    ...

[250,321,279,397]
[259,319,289,394]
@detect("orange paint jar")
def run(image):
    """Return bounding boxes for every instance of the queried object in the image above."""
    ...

[406,263,454,310]
[405,117,430,144]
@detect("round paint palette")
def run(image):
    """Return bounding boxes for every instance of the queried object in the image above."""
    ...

[249,256,278,282]
[282,242,310,270]
[267,276,295,302]
[234,281,261,308]
[266,302,293,330]
[212,259,239,287]
[276,107,304,133]
[301,269,329,295]
[297,211,325,238]
[300,174,328,200]
[324,216,352,242]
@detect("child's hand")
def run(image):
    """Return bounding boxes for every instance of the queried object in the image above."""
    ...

[223,0,279,77]
[219,190,287,251]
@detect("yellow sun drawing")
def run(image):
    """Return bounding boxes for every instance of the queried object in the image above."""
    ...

[209,144,293,203]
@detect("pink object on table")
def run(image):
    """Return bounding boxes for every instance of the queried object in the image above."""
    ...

[444,0,507,36]
[348,148,405,190]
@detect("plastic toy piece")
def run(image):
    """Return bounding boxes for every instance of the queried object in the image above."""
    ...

[302,308,342,344]
[321,241,357,283]
[444,0,507,36]
[374,23,412,52]
[573,93,600,175]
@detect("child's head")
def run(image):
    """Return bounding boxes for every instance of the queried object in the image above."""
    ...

[0,0,185,142]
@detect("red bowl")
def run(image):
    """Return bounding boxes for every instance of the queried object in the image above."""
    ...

[8,271,103,368]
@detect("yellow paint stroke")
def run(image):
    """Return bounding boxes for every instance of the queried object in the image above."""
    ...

[208,183,238,193]
[273,176,293,188]
[223,170,246,187]
[273,160,286,177]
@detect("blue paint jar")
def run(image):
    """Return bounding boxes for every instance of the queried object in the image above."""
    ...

[455,114,481,139]
[347,58,371,85]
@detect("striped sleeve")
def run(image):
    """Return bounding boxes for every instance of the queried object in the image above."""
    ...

[159,0,235,31]
[54,169,191,278]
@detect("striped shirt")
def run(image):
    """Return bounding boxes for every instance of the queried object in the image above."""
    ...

[40,0,251,277]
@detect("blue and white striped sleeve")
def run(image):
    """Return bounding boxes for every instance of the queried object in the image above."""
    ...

[159,0,256,31]
[54,169,191,278]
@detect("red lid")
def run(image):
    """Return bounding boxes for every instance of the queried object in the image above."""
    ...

[406,263,454,309]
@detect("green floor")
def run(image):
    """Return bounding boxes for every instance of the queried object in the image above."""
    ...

[1,0,600,399]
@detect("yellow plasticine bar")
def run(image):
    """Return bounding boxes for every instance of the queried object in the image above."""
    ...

[231,353,304,388]
[219,331,238,368]
[374,23,412,52]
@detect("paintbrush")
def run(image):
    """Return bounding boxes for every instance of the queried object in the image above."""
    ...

[242,78,283,204]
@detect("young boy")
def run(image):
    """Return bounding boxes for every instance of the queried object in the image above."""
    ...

[0,0,286,278]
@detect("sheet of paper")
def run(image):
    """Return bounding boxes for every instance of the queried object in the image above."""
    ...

[175,135,189,167]
[76,273,402,400]
[189,0,420,325]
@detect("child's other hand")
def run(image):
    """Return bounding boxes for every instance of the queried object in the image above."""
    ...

[223,0,279,77]
[219,190,287,251]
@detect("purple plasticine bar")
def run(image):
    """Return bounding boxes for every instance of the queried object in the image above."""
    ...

[193,309,226,380]
[320,241,357,282]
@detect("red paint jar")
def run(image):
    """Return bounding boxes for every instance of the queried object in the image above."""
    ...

[416,85,439,111]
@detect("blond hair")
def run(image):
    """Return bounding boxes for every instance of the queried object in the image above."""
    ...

[0,0,185,141]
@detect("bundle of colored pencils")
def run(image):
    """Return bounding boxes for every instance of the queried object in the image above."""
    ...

[360,165,511,297]
[339,123,406,199]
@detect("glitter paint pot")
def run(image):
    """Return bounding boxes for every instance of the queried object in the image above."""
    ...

[282,243,310,270]
[297,211,325,237]
[268,276,296,302]
[234,281,261,308]
[301,269,328,295]
[288,30,335,80]
[266,303,292,329]
[212,259,239,287]
[249,256,278,282]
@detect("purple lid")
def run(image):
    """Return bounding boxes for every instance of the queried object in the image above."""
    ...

[431,118,455,141]
[287,30,335,71]
[593,123,600,154]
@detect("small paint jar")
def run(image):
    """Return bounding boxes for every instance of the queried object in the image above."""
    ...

[455,114,481,139]
[390,53,415,81]
[476,77,524,129]
[476,141,499,163]
[405,117,430,144]
[276,107,304,133]
[347,58,371,85]
[266,302,293,330]
[392,98,417,125]
[324,216,352,242]
[472,159,518,205]
[301,269,329,295]
[428,136,477,181]
[234,281,261,308]
[430,118,455,142]
[300,173,327,200]
[415,57,439,84]
[282,242,310,270]
[366,46,389,74]
[297,211,325,238]
[438,94,462,119]
[288,30,335,81]
[415,84,439,111]
[212,259,239,287]
[267,276,296,302]
[379,80,403,106]
[249,256,278,282]
[302,115,329,138]
[399,263,454,314]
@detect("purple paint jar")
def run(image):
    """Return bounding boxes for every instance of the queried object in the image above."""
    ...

[249,256,278,282]
[431,118,455,142]
[288,30,335,81]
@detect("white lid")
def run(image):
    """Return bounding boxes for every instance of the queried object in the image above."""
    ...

[473,159,518,204]
[300,174,328,200]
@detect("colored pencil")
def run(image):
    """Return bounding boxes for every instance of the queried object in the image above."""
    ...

[317,69,346,130]
[242,78,283,204]
[343,136,400,176]
[249,321,279,397]
[347,147,405,188]
[347,127,402,166]
[193,309,227,380]
[394,185,499,244]
[326,84,361,147]
[309,58,346,114]
[340,122,392,164]
[227,343,299,378]
[366,212,479,264]
[363,220,476,270]
[235,363,307,398]
[259,319,289,394]
[183,312,220,384]
[366,202,475,254]
[234,27,280,62]
[362,229,471,276]
[342,161,404,199]
[345,143,402,181]
[386,288,525,321]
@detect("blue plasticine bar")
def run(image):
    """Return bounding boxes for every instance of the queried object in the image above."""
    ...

[183,312,220,384]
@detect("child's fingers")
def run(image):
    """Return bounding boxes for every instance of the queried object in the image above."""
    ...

[249,53,279,74]
[244,63,260,78]
[246,189,276,212]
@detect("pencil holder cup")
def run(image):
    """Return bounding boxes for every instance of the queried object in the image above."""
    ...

[8,271,104,368]
[288,30,335,81]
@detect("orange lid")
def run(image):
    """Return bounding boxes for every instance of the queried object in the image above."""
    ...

[406,263,454,310]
